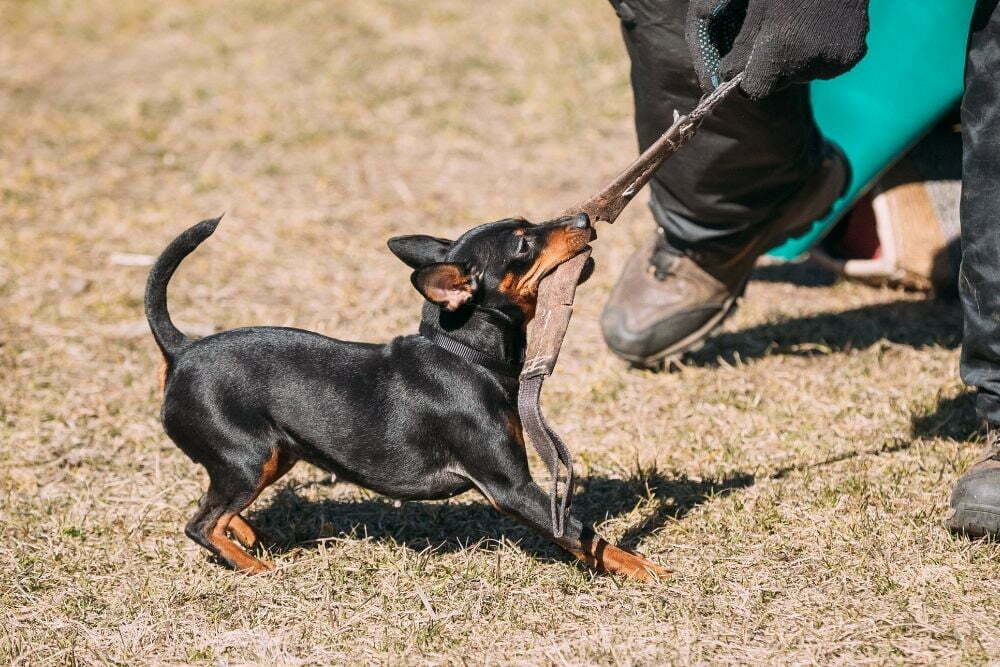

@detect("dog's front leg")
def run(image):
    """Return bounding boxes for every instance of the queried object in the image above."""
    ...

[484,479,669,581]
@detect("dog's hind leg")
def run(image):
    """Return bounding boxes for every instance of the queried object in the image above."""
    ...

[226,450,297,550]
[185,481,273,574]
[185,447,298,574]
[227,515,262,550]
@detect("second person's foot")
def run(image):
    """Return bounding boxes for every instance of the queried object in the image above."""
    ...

[947,429,1000,539]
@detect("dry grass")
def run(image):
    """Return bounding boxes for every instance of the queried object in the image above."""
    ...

[2,1,999,664]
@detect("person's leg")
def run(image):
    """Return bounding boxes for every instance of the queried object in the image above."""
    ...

[615,0,821,239]
[602,0,846,366]
[948,0,1000,539]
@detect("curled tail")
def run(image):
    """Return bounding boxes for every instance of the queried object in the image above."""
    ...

[145,216,222,361]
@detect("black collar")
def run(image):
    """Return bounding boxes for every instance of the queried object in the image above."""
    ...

[418,321,523,379]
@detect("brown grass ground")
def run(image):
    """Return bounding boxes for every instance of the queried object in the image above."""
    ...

[2,1,999,664]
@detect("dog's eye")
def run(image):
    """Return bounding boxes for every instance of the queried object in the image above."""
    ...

[515,236,530,257]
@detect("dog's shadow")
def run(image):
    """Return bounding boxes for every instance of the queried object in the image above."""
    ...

[247,435,908,562]
[248,470,754,562]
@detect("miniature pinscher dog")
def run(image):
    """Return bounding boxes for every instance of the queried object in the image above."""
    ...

[145,213,667,580]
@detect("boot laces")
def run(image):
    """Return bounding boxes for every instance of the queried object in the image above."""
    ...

[648,228,682,280]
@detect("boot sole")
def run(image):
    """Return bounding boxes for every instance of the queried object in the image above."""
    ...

[621,283,746,370]
[946,506,1000,539]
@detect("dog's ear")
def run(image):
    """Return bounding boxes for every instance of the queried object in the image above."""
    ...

[411,262,477,311]
[387,235,452,269]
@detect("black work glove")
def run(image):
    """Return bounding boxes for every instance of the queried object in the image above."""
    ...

[686,0,870,100]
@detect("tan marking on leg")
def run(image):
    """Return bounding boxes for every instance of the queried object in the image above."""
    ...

[569,535,670,581]
[257,449,281,493]
[209,513,273,574]
[221,448,296,555]
[503,413,526,451]
[253,448,297,498]
[227,514,259,550]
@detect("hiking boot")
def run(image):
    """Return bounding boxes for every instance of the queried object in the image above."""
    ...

[947,429,1000,539]
[601,143,847,367]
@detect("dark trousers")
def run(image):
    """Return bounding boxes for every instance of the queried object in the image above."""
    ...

[615,0,1000,425]
[960,0,1000,426]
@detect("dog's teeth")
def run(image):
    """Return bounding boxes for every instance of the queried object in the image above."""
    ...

[330,473,337,484]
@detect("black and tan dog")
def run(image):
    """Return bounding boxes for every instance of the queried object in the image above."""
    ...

[145,213,666,580]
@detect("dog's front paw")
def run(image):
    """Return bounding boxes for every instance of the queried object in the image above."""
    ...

[628,555,670,582]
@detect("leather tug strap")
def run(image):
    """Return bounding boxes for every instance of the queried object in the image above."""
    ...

[520,74,744,537]
[419,321,523,379]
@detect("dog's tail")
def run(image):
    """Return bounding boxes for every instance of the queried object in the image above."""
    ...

[145,216,222,362]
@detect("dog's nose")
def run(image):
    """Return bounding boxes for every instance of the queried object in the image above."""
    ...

[569,212,591,229]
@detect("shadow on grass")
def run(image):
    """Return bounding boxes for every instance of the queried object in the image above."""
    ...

[579,470,754,551]
[911,389,981,442]
[248,471,754,561]
[248,434,922,561]
[750,260,838,288]
[682,297,961,368]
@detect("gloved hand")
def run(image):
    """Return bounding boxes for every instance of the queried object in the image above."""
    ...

[686,0,870,100]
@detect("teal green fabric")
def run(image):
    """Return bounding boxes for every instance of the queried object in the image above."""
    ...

[768,0,977,259]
